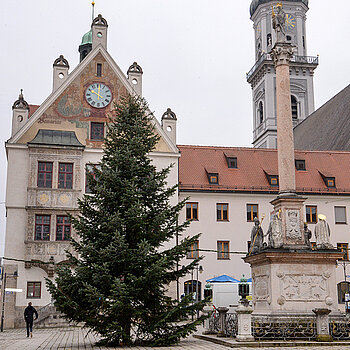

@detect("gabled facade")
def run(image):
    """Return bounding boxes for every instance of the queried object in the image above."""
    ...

[4,14,179,328]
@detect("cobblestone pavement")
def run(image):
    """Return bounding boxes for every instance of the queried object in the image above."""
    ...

[1,327,350,349]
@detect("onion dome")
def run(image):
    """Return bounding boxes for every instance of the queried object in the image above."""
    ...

[250,0,309,16]
[12,89,29,110]
[80,30,92,46]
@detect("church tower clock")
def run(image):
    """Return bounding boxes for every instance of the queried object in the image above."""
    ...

[247,0,318,148]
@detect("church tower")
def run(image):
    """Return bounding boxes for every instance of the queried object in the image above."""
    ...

[247,0,318,148]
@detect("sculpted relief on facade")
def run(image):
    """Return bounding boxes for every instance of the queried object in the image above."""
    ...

[285,209,302,241]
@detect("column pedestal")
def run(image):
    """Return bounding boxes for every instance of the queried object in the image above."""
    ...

[236,302,254,342]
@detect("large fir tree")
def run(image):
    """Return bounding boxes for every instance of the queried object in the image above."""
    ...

[47,95,206,346]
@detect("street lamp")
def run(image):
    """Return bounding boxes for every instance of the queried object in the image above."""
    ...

[238,274,250,307]
[1,270,19,332]
[195,265,203,319]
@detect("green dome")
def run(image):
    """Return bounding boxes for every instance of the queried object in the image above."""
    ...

[250,0,309,16]
[80,30,92,45]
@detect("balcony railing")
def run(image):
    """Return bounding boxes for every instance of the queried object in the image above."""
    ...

[247,53,319,81]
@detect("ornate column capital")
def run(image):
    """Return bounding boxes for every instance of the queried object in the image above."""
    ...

[270,43,294,67]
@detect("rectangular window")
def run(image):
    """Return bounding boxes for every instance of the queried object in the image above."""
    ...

[97,63,102,77]
[37,162,53,188]
[335,206,347,224]
[247,204,258,222]
[217,241,230,260]
[186,202,198,221]
[295,159,306,171]
[187,240,199,259]
[270,176,279,186]
[217,203,228,221]
[56,216,71,241]
[326,178,335,188]
[85,164,101,193]
[337,243,349,261]
[35,215,50,241]
[58,163,73,189]
[306,205,317,223]
[227,157,237,169]
[91,122,104,141]
[208,174,219,184]
[27,282,41,299]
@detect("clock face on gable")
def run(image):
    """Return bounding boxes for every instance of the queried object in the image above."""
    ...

[85,83,112,108]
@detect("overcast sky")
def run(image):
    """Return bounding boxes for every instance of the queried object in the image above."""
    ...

[1,0,350,254]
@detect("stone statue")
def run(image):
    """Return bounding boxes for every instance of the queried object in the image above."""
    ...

[267,212,283,249]
[250,217,264,254]
[304,222,312,248]
[272,4,286,43]
[314,215,334,250]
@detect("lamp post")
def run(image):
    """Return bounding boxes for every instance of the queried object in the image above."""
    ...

[1,270,18,332]
[196,265,203,319]
[238,275,250,307]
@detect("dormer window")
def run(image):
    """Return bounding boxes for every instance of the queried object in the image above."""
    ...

[208,174,219,185]
[326,177,335,188]
[227,157,237,169]
[269,176,279,187]
[295,159,306,171]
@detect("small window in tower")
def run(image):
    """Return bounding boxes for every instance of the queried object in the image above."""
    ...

[287,35,292,41]
[303,36,305,49]
[97,63,102,77]
[267,34,272,46]
[291,95,298,120]
[258,101,264,124]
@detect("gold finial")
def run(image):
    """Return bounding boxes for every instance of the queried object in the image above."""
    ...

[276,2,283,7]
[92,1,95,22]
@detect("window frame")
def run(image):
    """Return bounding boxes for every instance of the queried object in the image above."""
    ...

[326,178,336,188]
[216,203,229,222]
[37,161,53,188]
[226,157,237,169]
[186,202,199,221]
[217,241,230,260]
[96,63,102,77]
[85,164,101,193]
[27,281,41,299]
[295,159,306,171]
[208,173,219,185]
[58,163,73,189]
[35,215,51,241]
[246,204,259,222]
[56,215,71,241]
[337,243,349,261]
[306,205,317,224]
[90,122,105,141]
[335,206,347,224]
[187,240,199,259]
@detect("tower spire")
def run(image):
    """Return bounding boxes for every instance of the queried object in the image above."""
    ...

[92,1,95,22]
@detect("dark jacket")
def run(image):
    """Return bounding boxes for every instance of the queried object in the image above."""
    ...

[24,305,38,323]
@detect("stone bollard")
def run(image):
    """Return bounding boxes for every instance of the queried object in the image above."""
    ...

[217,307,229,337]
[236,302,254,342]
[312,308,332,342]
[202,305,214,334]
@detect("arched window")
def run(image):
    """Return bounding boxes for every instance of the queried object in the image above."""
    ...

[337,281,350,304]
[258,101,264,124]
[291,95,298,120]
[184,280,202,301]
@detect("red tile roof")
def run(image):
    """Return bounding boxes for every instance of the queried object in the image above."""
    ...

[178,145,350,195]
[28,104,40,118]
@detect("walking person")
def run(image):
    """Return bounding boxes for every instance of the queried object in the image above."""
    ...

[24,302,38,337]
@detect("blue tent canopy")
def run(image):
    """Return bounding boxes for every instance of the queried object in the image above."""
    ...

[206,275,240,283]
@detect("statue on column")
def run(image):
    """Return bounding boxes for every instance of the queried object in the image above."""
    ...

[272,3,286,43]
[250,217,264,254]
[267,210,283,249]
[314,214,334,249]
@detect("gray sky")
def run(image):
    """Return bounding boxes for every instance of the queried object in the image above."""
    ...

[1,0,350,254]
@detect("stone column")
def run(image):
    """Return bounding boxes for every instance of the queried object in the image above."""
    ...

[236,303,254,342]
[217,306,229,337]
[312,308,332,342]
[270,43,295,195]
[202,305,214,334]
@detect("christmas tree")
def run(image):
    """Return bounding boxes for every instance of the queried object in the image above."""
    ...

[47,95,206,346]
